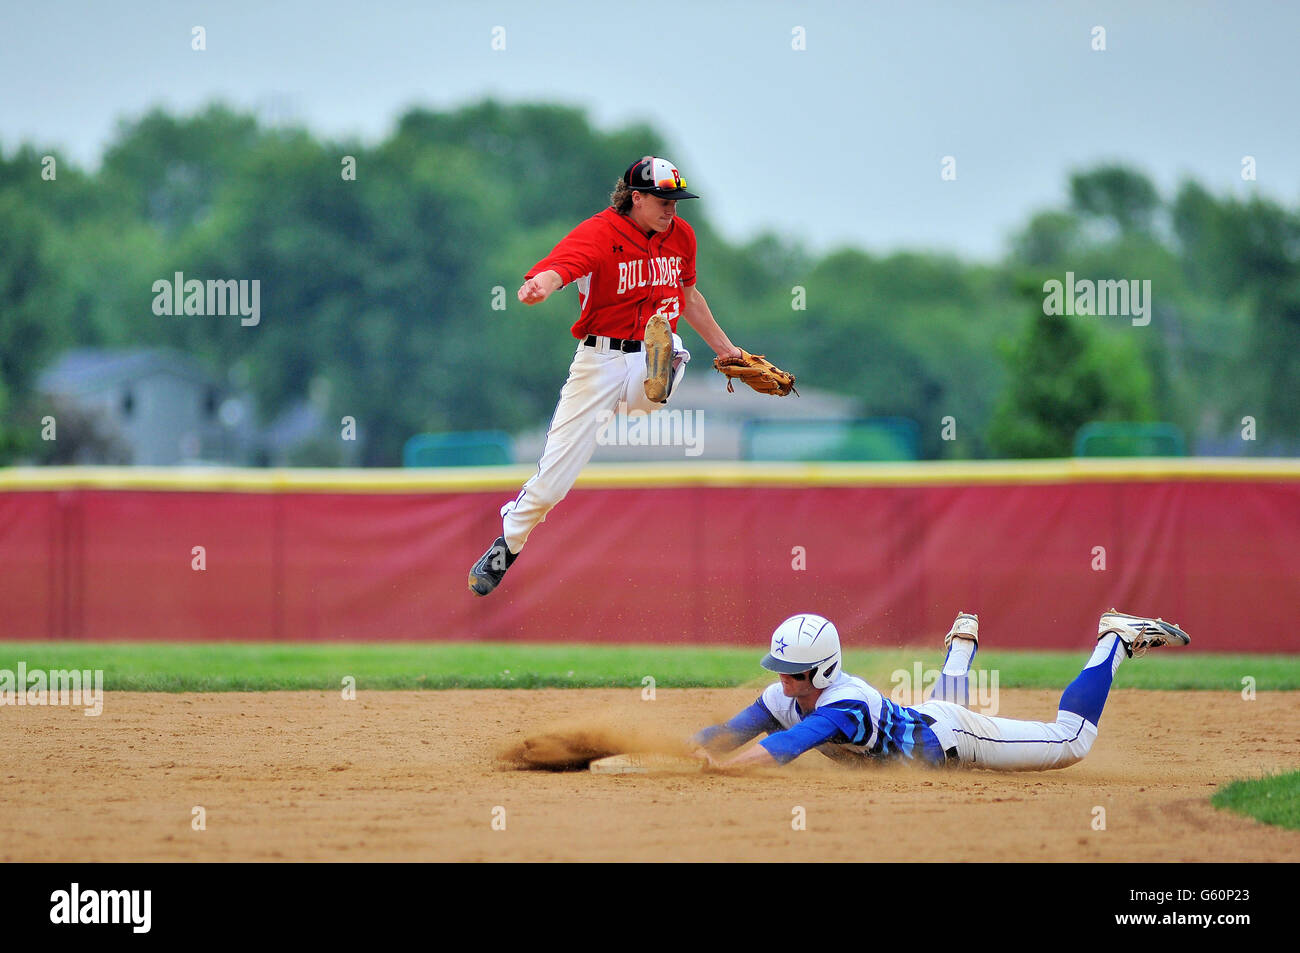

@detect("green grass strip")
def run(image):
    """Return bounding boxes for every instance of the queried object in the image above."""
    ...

[1212,771,1300,831]
[0,643,1294,692]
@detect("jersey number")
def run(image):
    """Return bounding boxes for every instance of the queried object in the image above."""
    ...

[651,297,680,323]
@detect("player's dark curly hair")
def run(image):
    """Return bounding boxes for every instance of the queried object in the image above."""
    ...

[610,178,635,214]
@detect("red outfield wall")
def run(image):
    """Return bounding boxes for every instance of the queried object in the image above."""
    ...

[1,463,1298,651]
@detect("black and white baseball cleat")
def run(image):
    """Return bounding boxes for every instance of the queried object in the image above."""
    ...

[468,536,518,597]
[1097,609,1190,658]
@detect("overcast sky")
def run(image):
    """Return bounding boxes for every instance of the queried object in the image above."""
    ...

[4,0,1298,260]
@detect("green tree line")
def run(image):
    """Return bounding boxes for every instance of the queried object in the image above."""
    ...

[2,100,1296,463]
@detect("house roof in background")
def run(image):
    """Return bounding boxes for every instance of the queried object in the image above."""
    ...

[37,348,220,396]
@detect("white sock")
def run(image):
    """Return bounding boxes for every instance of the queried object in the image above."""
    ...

[1086,633,1126,676]
[942,637,976,676]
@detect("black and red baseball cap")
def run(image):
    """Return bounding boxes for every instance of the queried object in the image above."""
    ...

[623,156,699,200]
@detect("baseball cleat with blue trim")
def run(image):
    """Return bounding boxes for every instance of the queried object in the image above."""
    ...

[1098,609,1190,658]
[944,612,979,648]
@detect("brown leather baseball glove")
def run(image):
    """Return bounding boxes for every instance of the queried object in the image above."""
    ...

[713,349,799,397]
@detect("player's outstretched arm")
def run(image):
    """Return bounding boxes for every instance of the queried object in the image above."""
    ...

[518,270,563,305]
[692,698,781,756]
[708,714,844,770]
[702,744,780,771]
[681,284,741,360]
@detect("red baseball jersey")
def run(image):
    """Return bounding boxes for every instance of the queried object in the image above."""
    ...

[525,206,697,340]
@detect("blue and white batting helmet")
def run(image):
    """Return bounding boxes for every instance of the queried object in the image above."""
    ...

[760,613,842,689]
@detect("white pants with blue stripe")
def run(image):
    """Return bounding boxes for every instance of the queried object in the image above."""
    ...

[916,700,1097,771]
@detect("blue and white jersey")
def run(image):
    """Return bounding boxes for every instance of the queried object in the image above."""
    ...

[695,671,949,766]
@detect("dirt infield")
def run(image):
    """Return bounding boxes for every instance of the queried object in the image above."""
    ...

[3,688,1296,862]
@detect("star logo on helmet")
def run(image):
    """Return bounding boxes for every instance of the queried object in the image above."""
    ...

[774,637,789,656]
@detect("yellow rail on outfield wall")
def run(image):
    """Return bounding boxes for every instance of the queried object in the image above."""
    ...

[0,459,1298,493]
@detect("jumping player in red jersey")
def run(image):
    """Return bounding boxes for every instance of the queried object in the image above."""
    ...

[468,156,744,595]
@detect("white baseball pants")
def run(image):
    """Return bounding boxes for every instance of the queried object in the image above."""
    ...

[914,633,1124,771]
[500,335,690,553]
[916,700,1098,771]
